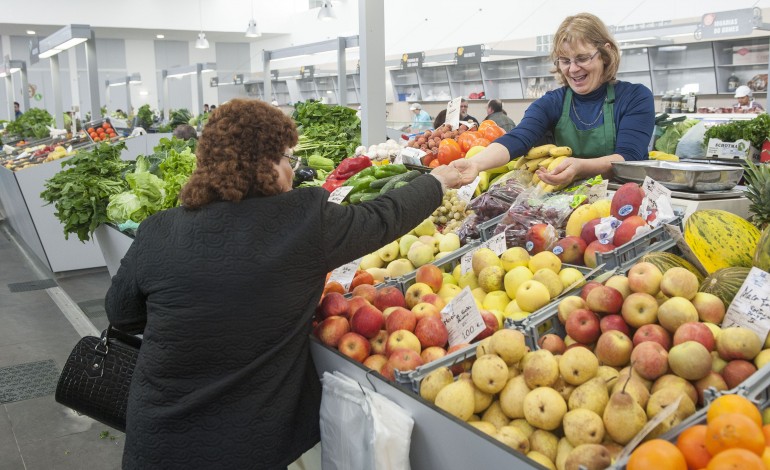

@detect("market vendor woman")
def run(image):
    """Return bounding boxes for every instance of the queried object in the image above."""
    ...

[453,12,655,186]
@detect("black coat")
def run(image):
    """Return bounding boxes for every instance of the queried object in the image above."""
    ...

[106,176,442,469]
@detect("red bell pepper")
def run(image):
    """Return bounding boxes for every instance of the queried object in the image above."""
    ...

[321,156,372,192]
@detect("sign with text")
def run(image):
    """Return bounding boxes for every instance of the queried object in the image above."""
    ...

[441,286,485,347]
[271,70,279,80]
[401,52,425,70]
[723,267,770,343]
[233,74,244,85]
[456,176,481,203]
[397,147,426,166]
[586,180,609,203]
[328,258,362,291]
[300,65,315,79]
[455,44,485,65]
[28,36,40,65]
[209,77,219,87]
[699,8,758,39]
[328,186,354,204]
[445,96,462,131]
[706,138,760,161]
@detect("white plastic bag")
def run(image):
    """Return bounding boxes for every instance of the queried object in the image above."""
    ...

[365,388,414,470]
[675,120,707,159]
[319,372,373,470]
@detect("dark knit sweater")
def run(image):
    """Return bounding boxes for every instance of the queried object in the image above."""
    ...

[106,175,442,469]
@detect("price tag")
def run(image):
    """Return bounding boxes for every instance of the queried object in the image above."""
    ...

[640,177,675,227]
[392,153,403,165]
[15,151,29,161]
[398,147,426,166]
[662,224,709,277]
[460,250,474,275]
[328,186,354,204]
[66,145,73,154]
[481,232,507,256]
[722,267,770,343]
[328,258,362,291]
[456,176,481,203]
[445,97,462,131]
[440,286,485,347]
[587,180,608,203]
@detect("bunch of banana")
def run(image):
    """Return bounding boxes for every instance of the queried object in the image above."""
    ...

[474,159,520,196]
[648,150,679,161]
[518,145,574,193]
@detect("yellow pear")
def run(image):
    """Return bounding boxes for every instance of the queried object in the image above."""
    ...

[434,376,475,421]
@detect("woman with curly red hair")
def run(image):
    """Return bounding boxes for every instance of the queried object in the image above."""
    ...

[105,99,461,469]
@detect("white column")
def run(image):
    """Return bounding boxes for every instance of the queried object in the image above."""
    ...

[358,0,386,146]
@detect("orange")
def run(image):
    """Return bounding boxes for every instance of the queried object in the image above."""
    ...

[762,447,770,469]
[705,413,765,456]
[707,395,762,428]
[677,425,711,470]
[763,424,770,446]
[628,439,687,470]
[477,120,497,132]
[456,132,478,153]
[706,448,764,470]
[472,137,491,147]
[482,124,505,141]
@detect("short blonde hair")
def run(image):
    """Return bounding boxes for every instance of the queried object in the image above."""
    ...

[550,12,620,86]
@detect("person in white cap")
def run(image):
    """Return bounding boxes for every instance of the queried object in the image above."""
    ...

[407,102,431,132]
[734,85,765,112]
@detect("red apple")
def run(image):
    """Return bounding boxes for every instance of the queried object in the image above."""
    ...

[420,346,447,364]
[351,284,378,304]
[448,343,474,375]
[693,372,728,405]
[621,292,659,328]
[558,296,588,325]
[630,341,669,380]
[612,215,647,247]
[580,281,603,301]
[673,322,715,351]
[373,286,406,311]
[348,296,371,318]
[580,218,602,245]
[385,329,422,355]
[369,330,389,355]
[585,285,624,315]
[565,308,601,344]
[721,359,757,389]
[350,304,385,339]
[405,282,434,309]
[633,324,671,350]
[525,223,558,254]
[599,314,631,336]
[475,310,499,341]
[387,348,424,373]
[338,332,371,362]
[627,262,663,296]
[314,316,351,347]
[538,334,566,355]
[385,307,417,334]
[595,330,633,367]
[584,240,616,268]
[412,302,441,321]
[554,236,587,265]
[415,264,444,293]
[414,316,449,349]
[363,354,388,374]
[320,292,350,319]
[420,293,447,311]
[611,182,644,221]
[691,292,726,324]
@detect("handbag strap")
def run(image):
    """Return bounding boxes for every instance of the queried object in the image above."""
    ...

[88,325,142,378]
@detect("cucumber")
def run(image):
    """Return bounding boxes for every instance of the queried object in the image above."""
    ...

[359,193,380,202]
[369,173,400,190]
[379,169,422,194]
[348,192,366,204]
[393,181,410,189]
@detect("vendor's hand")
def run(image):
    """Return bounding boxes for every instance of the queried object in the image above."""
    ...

[449,158,479,186]
[430,164,464,190]
[536,157,581,186]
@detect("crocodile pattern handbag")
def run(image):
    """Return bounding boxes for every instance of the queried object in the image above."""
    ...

[55,326,141,432]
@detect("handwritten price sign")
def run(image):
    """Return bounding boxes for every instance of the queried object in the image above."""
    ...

[328,258,362,291]
[440,286,485,347]
[723,267,770,343]
[460,234,506,275]
[328,186,353,204]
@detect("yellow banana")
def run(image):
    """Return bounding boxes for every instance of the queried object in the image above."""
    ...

[515,157,529,170]
[526,158,546,172]
[538,157,554,168]
[531,173,541,185]
[526,144,556,159]
[549,146,572,157]
[547,156,568,171]
[649,151,679,161]
[478,171,490,191]
[488,163,510,174]
[507,158,521,171]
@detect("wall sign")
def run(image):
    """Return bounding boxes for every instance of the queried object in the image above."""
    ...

[209,77,219,87]
[300,65,315,79]
[698,8,759,39]
[401,52,424,70]
[455,44,484,65]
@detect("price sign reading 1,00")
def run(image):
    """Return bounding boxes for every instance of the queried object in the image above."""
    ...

[464,324,478,338]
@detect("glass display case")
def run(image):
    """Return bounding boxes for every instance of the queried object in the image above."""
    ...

[617,47,653,92]
[417,66,451,102]
[518,56,558,99]
[314,76,338,104]
[390,69,421,102]
[297,77,318,102]
[481,61,523,100]
[713,37,769,95]
[447,63,485,100]
[243,80,291,105]
[650,42,717,95]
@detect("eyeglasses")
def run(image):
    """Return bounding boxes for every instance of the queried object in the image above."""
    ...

[284,153,301,170]
[554,50,601,69]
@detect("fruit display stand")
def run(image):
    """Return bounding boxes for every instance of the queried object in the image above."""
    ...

[309,337,542,470]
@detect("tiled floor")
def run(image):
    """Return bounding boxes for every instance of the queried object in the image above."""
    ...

[0,222,321,469]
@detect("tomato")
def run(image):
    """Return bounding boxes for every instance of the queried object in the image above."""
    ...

[472,137,491,147]
[428,159,440,168]
[457,131,480,153]
[87,127,95,134]
[437,138,462,165]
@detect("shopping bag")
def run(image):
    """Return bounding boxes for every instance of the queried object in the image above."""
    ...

[365,387,414,470]
[319,371,373,470]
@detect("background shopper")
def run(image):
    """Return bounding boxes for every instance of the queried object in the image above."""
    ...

[484,99,516,132]
[460,98,479,127]
[13,101,22,119]
[105,98,461,469]
[452,12,654,187]
[407,102,432,132]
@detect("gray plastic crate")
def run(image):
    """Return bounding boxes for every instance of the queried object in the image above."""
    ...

[394,341,479,394]
[396,241,480,293]
[593,211,684,271]
[478,213,505,242]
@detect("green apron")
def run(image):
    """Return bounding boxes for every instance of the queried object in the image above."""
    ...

[554,83,616,158]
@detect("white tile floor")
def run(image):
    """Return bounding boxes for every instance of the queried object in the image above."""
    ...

[0,222,321,469]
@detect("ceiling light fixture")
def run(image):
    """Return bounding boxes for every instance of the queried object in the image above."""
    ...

[195,0,209,49]
[26,30,35,35]
[156,34,165,39]
[317,1,336,21]
[245,1,261,38]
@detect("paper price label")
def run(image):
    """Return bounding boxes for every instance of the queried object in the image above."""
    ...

[392,153,403,165]
[456,176,481,203]
[641,177,675,227]
[460,250,474,275]
[587,180,609,203]
[662,224,710,277]
[722,267,770,343]
[398,147,426,166]
[328,186,354,204]
[66,145,73,154]
[445,97,462,131]
[15,151,29,161]
[481,232,507,256]
[328,258,362,291]
[440,286,485,347]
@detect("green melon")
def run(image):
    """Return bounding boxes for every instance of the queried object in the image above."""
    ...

[639,251,705,284]
[754,225,770,272]
[698,267,751,308]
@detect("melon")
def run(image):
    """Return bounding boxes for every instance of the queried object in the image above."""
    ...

[754,225,770,272]
[698,267,751,308]
[638,251,705,284]
[684,210,760,274]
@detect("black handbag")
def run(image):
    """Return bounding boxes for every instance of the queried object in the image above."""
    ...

[55,325,142,432]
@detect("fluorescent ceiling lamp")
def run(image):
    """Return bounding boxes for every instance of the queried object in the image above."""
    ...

[39,24,91,59]
[245,19,260,38]
[26,30,35,35]
[663,32,695,38]
[318,1,336,21]
[139,90,149,96]
[617,36,658,43]
[156,34,165,39]
[0,72,6,78]
[39,48,62,59]
[659,45,688,52]
[166,62,217,79]
[129,73,142,84]
[195,32,209,49]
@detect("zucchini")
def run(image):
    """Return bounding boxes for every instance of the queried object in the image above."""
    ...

[359,193,380,202]
[379,169,422,194]
[369,173,400,190]
[394,181,410,189]
[307,155,335,172]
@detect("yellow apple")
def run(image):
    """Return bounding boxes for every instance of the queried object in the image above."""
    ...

[442,273,457,286]
[528,251,562,274]
[458,271,479,290]
[483,290,511,312]
[532,268,563,299]
[471,287,488,305]
[489,309,504,329]
[438,283,463,303]
[465,145,486,158]
[516,280,551,313]
[558,267,586,291]
[504,266,534,299]
[501,247,530,272]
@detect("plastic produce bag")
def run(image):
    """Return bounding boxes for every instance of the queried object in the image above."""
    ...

[675,120,707,159]
[365,387,414,470]
[320,372,373,470]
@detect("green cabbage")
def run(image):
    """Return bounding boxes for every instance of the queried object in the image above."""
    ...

[655,118,700,154]
[107,192,149,224]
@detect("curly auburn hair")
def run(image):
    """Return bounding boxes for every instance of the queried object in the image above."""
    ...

[180,99,298,209]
